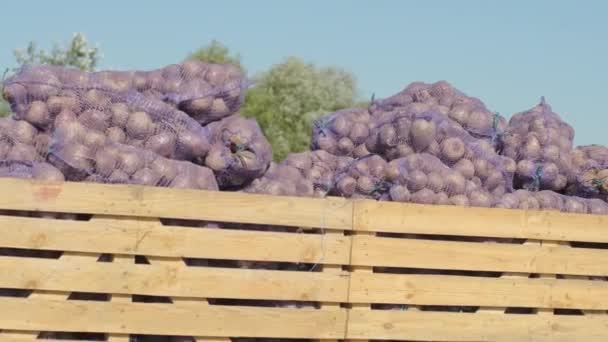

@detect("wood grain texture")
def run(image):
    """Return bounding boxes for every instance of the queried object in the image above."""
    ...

[346,310,608,341]
[353,200,608,242]
[0,215,350,264]
[0,179,353,229]
[0,256,349,302]
[351,235,608,276]
[350,272,608,309]
[0,297,348,339]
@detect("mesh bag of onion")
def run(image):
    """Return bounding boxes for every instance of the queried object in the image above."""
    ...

[49,122,217,191]
[3,62,248,126]
[366,109,515,196]
[502,97,575,192]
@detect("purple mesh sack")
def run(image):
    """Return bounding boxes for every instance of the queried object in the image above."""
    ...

[243,162,315,197]
[311,108,373,158]
[370,81,508,144]
[0,117,50,162]
[366,109,514,196]
[283,150,353,197]
[245,150,353,197]
[48,123,218,191]
[0,160,64,182]
[332,154,391,200]
[3,63,248,126]
[385,153,495,207]
[495,190,608,215]
[567,145,608,200]
[502,97,575,192]
[205,115,272,189]
[4,73,212,162]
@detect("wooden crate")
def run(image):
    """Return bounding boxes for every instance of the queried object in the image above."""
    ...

[0,178,607,341]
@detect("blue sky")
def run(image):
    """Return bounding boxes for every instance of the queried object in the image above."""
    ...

[1,0,606,145]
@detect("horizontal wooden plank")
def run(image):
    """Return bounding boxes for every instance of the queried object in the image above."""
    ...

[347,310,608,341]
[354,200,608,242]
[0,179,353,229]
[0,297,347,339]
[0,256,349,302]
[352,235,608,276]
[350,273,608,310]
[0,215,350,264]
[0,336,100,342]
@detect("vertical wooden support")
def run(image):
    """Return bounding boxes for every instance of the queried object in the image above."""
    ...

[318,229,347,342]
[107,253,134,342]
[345,230,374,342]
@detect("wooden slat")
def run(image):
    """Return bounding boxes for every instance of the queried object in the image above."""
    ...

[0,297,348,339]
[0,215,350,264]
[108,254,134,342]
[0,252,100,340]
[349,273,608,310]
[354,200,608,242]
[345,230,375,342]
[477,239,541,315]
[351,235,608,276]
[319,229,348,342]
[0,256,349,302]
[0,337,100,342]
[346,310,608,341]
[0,179,353,229]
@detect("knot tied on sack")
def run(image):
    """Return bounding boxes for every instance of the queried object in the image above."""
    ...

[527,164,544,192]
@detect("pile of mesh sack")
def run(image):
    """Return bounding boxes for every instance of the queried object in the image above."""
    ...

[2,67,607,216]
[1,63,270,191]
[308,81,607,215]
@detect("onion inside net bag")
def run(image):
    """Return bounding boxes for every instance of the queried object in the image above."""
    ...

[49,123,218,191]
[205,115,272,189]
[243,162,315,197]
[366,109,515,196]
[0,117,51,163]
[495,189,608,215]
[385,153,495,207]
[502,97,575,192]
[332,154,392,200]
[246,150,353,197]
[3,72,212,162]
[0,160,64,182]
[369,81,508,144]
[311,108,374,158]
[3,63,247,126]
[567,144,608,199]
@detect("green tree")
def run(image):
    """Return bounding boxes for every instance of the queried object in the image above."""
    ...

[0,100,9,118]
[14,33,100,72]
[2,33,101,117]
[186,41,360,161]
[1,69,12,117]
[186,40,244,73]
[242,57,358,161]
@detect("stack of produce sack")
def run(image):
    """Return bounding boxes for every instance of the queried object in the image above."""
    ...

[2,66,607,216]
[1,63,271,191]
[309,82,608,215]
